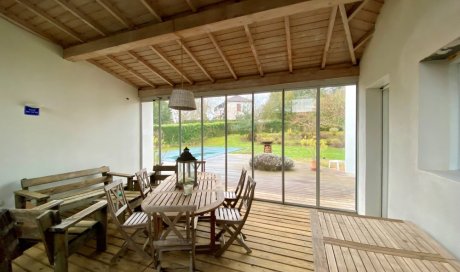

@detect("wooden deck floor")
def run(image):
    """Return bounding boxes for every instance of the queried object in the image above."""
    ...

[12,201,315,272]
[311,210,460,272]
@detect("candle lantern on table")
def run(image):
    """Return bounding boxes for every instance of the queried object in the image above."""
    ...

[176,147,198,189]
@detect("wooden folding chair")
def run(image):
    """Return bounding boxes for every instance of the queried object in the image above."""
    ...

[215,176,256,257]
[223,168,247,208]
[145,205,197,272]
[135,168,154,199]
[152,164,177,186]
[104,179,151,263]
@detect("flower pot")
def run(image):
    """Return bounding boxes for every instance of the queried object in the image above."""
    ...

[310,160,317,171]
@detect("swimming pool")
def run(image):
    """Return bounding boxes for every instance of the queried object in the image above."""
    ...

[162,146,240,162]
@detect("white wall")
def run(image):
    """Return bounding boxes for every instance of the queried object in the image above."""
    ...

[359,0,460,258]
[0,18,140,208]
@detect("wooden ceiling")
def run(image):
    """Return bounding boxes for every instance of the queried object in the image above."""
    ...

[0,0,384,96]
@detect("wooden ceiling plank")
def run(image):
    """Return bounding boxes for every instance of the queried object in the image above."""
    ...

[0,7,57,43]
[15,0,85,42]
[284,16,293,73]
[348,0,370,22]
[106,55,155,87]
[185,0,197,12]
[88,59,138,87]
[321,5,338,69]
[150,45,194,84]
[95,0,133,29]
[338,4,357,65]
[64,0,362,61]
[127,51,173,86]
[208,32,238,80]
[54,0,107,37]
[353,27,374,51]
[139,0,162,22]
[177,39,214,83]
[244,24,264,77]
[139,64,359,98]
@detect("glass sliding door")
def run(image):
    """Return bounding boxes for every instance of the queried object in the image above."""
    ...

[202,96,226,181]
[180,98,202,161]
[160,100,180,164]
[284,88,317,206]
[253,92,282,202]
[226,94,252,192]
[319,86,356,210]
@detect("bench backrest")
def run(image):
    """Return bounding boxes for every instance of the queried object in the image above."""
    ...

[21,166,111,196]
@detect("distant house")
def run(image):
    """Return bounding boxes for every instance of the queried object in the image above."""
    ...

[214,96,251,120]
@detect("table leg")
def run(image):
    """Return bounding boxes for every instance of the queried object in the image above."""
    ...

[210,210,216,250]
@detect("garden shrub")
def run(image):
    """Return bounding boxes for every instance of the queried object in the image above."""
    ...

[249,154,294,171]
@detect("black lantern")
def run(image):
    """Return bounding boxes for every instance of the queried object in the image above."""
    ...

[176,147,198,188]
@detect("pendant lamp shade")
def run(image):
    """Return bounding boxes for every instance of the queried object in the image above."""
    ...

[168,88,196,111]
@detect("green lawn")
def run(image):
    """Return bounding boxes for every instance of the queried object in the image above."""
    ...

[203,134,344,161]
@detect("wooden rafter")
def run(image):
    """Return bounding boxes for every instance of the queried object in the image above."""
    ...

[0,6,56,43]
[149,45,193,85]
[54,0,107,37]
[338,4,357,65]
[95,0,133,29]
[208,32,237,80]
[348,0,370,21]
[126,51,173,86]
[244,24,264,77]
[177,39,214,83]
[106,55,155,87]
[284,16,293,73]
[185,0,197,12]
[321,5,338,69]
[139,0,162,22]
[88,59,137,87]
[138,65,359,98]
[353,28,374,51]
[15,0,84,42]
[64,0,362,61]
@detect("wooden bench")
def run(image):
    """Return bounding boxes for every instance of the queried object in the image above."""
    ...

[14,166,140,211]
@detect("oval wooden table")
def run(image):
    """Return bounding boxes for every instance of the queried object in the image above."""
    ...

[141,172,224,251]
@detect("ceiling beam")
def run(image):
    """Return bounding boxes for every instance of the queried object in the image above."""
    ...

[284,16,293,73]
[106,55,155,87]
[64,0,361,61]
[244,25,264,77]
[348,0,369,21]
[321,5,338,69]
[185,0,197,12]
[177,39,214,83]
[54,0,107,37]
[138,65,359,99]
[88,59,137,87]
[126,51,174,86]
[353,28,374,51]
[149,45,193,85]
[15,0,84,42]
[139,0,162,22]
[95,0,133,29]
[338,4,357,65]
[208,32,237,80]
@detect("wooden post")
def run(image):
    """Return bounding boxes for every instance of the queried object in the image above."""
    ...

[94,206,108,251]
[54,232,69,272]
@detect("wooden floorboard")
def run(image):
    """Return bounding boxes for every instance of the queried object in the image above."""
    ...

[12,201,314,272]
[311,210,460,272]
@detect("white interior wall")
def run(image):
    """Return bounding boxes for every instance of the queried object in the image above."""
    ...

[359,0,460,257]
[0,18,140,208]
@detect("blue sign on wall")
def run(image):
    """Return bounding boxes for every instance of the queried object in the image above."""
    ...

[24,106,40,116]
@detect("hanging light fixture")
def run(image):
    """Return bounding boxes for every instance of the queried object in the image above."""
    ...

[169,40,196,111]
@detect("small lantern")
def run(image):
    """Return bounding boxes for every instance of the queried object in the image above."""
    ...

[176,147,198,189]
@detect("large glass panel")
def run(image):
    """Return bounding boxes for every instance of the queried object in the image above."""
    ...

[202,96,226,180]
[226,94,252,191]
[180,98,202,162]
[253,92,282,202]
[160,100,180,164]
[284,89,317,205]
[319,86,356,211]
[153,100,161,165]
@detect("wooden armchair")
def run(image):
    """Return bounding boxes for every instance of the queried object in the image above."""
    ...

[152,164,177,185]
[8,200,108,272]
